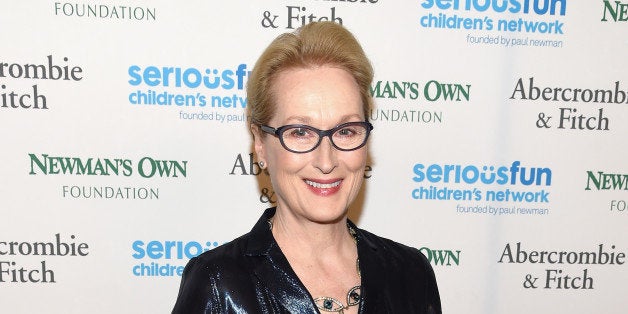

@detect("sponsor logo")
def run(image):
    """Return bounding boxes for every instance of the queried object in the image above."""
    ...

[510,77,624,131]
[585,170,627,214]
[1,55,83,110]
[259,1,379,30]
[29,153,187,178]
[28,153,188,200]
[0,234,88,284]
[611,200,627,212]
[131,240,222,277]
[371,80,471,102]
[419,0,568,47]
[127,64,249,122]
[369,79,471,124]
[601,0,628,22]
[498,242,626,290]
[228,153,276,205]
[53,2,156,21]
[421,0,566,16]
[419,247,461,266]
[413,161,552,186]
[412,161,552,215]
[585,171,627,191]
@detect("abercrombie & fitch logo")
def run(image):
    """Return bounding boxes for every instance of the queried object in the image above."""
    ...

[1,55,83,110]
[498,242,625,290]
[258,1,379,30]
[0,234,89,284]
[510,77,627,131]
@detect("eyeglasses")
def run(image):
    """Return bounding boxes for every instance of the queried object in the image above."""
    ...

[259,121,374,154]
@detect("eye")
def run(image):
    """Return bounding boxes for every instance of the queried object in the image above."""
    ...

[285,127,315,139]
[336,127,358,137]
[335,123,366,139]
[292,128,308,137]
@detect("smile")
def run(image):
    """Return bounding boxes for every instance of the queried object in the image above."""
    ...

[304,179,341,189]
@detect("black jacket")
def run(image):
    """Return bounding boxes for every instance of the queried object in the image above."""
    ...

[172,208,441,313]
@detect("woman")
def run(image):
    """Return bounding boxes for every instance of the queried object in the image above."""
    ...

[172,21,441,314]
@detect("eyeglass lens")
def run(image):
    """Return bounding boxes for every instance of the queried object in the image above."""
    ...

[280,123,369,152]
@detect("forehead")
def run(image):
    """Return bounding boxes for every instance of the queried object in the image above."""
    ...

[270,66,363,125]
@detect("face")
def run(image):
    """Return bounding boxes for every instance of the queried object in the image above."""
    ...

[253,66,368,224]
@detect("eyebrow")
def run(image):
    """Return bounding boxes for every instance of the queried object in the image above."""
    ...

[283,114,363,125]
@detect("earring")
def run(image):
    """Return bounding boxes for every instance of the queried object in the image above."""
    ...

[259,161,265,168]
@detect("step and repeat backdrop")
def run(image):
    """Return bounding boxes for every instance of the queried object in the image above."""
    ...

[1,1,626,313]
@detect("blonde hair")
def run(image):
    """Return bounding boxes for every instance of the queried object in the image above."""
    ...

[247,21,374,126]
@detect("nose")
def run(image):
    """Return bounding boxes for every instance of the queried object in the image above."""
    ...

[312,136,337,174]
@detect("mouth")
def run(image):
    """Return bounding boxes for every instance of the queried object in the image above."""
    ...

[304,179,341,189]
[304,179,342,196]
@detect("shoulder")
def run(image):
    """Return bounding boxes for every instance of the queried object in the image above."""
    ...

[195,234,250,269]
[357,228,437,289]
[181,232,256,288]
[357,228,431,267]
[172,234,254,313]
[357,228,442,313]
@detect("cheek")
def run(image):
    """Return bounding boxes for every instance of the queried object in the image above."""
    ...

[345,149,368,172]
[266,146,307,175]
[345,151,368,191]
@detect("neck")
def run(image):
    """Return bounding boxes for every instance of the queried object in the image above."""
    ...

[269,207,362,314]
[270,207,356,260]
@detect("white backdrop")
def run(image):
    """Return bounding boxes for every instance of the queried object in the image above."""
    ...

[1,1,626,313]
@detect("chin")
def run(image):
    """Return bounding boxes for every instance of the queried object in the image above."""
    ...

[304,202,350,224]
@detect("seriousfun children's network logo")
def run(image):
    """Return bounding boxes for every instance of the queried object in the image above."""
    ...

[419,0,567,48]
[131,240,222,277]
[412,161,553,216]
[127,63,250,123]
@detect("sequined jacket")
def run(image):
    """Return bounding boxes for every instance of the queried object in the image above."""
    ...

[172,208,442,314]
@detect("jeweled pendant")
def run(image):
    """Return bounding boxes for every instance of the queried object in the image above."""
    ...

[314,296,345,313]
[347,285,361,306]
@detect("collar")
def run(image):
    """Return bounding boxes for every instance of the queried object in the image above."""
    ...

[242,208,385,313]
[243,207,277,256]
[243,207,318,313]
[244,207,379,256]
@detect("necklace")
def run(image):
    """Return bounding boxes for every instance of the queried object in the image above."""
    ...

[268,219,362,313]
[313,226,361,313]
[314,283,361,313]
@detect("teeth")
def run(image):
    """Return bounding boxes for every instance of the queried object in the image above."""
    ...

[305,180,341,189]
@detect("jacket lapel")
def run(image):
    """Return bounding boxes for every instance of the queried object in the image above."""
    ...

[353,222,388,314]
[245,208,319,314]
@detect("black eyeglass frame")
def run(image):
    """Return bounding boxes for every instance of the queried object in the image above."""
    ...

[259,121,374,154]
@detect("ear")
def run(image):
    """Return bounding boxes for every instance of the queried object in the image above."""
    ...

[250,124,266,166]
